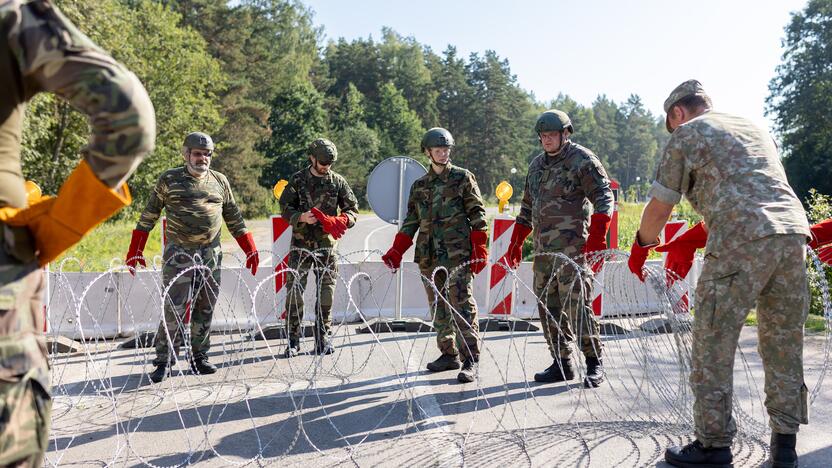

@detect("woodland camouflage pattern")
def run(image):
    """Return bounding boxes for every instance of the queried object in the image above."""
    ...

[279,166,358,250]
[399,163,486,359]
[279,165,357,340]
[136,167,247,365]
[649,111,810,254]
[516,141,614,256]
[649,109,811,447]
[136,168,248,247]
[516,141,612,360]
[400,163,487,270]
[0,1,154,465]
[0,0,155,208]
[153,242,222,366]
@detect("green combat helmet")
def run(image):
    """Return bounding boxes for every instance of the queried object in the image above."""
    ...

[183,132,215,151]
[421,127,455,152]
[308,138,338,164]
[535,110,573,134]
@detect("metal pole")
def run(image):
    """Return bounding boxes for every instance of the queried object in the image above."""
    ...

[395,158,405,321]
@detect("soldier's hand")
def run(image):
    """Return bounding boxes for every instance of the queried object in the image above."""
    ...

[299,211,318,224]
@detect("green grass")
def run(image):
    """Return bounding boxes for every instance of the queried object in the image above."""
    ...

[745,311,827,333]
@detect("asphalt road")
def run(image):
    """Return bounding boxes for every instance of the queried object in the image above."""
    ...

[46,324,832,467]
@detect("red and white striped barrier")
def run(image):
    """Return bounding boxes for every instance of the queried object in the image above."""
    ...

[661,220,690,313]
[271,216,292,318]
[486,215,516,316]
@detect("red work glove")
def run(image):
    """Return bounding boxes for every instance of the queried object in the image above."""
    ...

[655,221,707,285]
[469,230,489,275]
[503,223,532,269]
[234,232,259,276]
[310,207,348,240]
[125,229,149,275]
[582,213,612,274]
[381,233,413,270]
[809,218,832,249]
[628,232,658,282]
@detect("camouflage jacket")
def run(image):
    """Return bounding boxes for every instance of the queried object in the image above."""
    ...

[400,163,487,270]
[0,0,154,208]
[517,142,614,254]
[0,0,154,387]
[649,110,810,254]
[136,167,247,248]
[279,166,358,250]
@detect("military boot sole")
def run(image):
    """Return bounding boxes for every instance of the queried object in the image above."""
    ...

[427,359,461,372]
[457,371,475,383]
[316,346,335,355]
[191,365,217,375]
[665,461,733,468]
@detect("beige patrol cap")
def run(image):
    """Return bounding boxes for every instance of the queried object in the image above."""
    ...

[663,79,709,132]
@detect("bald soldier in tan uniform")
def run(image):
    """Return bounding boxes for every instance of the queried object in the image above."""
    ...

[628,80,809,468]
[0,1,155,465]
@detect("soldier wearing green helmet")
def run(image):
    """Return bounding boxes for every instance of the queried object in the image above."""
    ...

[279,138,358,357]
[125,131,260,383]
[382,127,488,383]
[506,109,614,388]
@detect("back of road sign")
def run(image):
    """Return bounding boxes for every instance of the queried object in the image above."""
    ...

[367,157,427,225]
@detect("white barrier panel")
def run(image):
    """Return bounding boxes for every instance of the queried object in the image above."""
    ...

[47,271,123,339]
[47,258,700,339]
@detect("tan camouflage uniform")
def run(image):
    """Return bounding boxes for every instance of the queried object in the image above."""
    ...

[516,142,613,360]
[650,110,811,448]
[399,163,487,360]
[136,168,247,366]
[0,0,155,464]
[279,165,357,341]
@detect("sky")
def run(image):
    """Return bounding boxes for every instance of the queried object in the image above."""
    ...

[302,0,807,131]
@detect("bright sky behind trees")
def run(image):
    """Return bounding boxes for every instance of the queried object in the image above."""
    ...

[304,0,807,131]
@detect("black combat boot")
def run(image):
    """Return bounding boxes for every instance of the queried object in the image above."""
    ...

[149,363,170,383]
[426,353,461,372]
[457,357,478,383]
[285,337,300,358]
[190,357,217,375]
[583,356,605,388]
[665,440,733,468]
[769,433,798,468]
[316,337,335,355]
[534,357,575,383]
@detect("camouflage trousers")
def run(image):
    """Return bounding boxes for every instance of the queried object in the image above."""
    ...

[421,265,480,360]
[0,374,50,467]
[153,243,222,366]
[0,224,50,467]
[691,234,809,448]
[533,256,602,359]
[284,249,337,342]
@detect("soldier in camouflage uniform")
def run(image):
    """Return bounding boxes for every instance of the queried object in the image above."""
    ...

[279,138,358,357]
[628,80,810,468]
[0,0,156,464]
[506,110,613,388]
[125,132,259,383]
[382,128,488,384]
